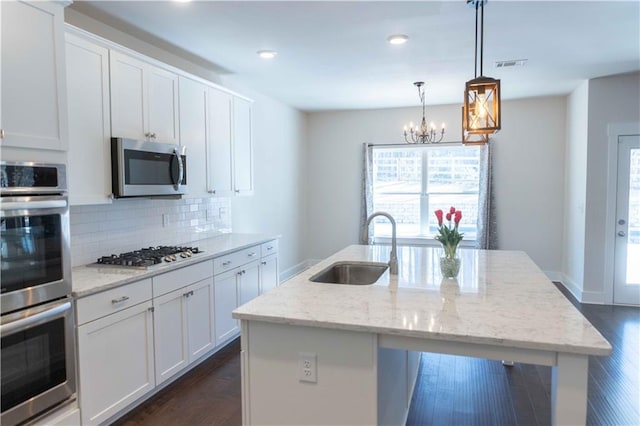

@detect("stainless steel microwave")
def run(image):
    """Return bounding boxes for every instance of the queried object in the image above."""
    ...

[111,138,187,198]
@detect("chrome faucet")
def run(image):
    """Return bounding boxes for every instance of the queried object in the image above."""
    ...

[363,211,398,275]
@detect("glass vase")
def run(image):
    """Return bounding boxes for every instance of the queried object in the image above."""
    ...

[440,256,461,278]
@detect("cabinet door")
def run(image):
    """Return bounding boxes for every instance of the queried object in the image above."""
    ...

[214,269,239,345]
[0,1,68,151]
[260,254,279,294]
[179,77,208,198]
[232,97,253,195]
[147,64,179,144]
[110,50,146,140]
[78,301,155,425]
[238,260,260,306]
[153,289,189,385]
[65,32,112,205]
[207,87,234,196]
[186,277,215,361]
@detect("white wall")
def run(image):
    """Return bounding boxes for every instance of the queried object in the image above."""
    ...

[306,96,567,275]
[562,82,589,295]
[583,72,640,302]
[64,10,308,276]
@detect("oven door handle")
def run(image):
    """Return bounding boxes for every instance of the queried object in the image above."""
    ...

[1,199,67,211]
[1,301,71,336]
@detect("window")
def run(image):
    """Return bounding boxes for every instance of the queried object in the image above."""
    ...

[371,145,481,242]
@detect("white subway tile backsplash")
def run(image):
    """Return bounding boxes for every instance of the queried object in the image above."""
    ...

[70,197,232,267]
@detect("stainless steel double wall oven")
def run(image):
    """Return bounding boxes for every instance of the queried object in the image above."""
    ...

[1,162,76,426]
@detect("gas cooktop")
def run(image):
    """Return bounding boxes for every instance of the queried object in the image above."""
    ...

[92,246,203,269]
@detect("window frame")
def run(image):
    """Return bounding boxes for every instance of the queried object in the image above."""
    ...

[370,143,481,246]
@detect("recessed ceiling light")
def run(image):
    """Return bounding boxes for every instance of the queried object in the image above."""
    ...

[257,50,277,59]
[495,59,528,68]
[174,0,192,3]
[387,34,409,45]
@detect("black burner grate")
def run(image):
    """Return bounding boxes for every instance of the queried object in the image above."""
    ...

[96,246,202,267]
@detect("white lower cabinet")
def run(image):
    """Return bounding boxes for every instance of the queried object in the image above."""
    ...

[153,275,215,385]
[77,300,155,425]
[238,260,260,306]
[76,240,278,424]
[260,254,279,294]
[214,268,240,345]
[152,260,215,385]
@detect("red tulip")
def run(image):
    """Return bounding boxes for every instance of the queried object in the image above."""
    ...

[449,206,456,214]
[434,209,443,226]
[454,210,462,225]
[446,212,452,221]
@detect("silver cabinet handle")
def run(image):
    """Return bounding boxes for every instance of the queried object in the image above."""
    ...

[261,261,267,265]
[618,231,626,237]
[208,190,216,194]
[248,252,257,257]
[0,129,4,139]
[151,133,157,138]
[235,189,240,194]
[266,246,274,251]
[222,260,232,266]
[111,296,130,304]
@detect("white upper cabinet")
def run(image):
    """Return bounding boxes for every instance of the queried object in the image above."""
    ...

[65,31,112,205]
[0,1,69,151]
[110,50,179,144]
[207,88,253,196]
[207,87,234,196]
[232,97,254,195]
[178,77,209,198]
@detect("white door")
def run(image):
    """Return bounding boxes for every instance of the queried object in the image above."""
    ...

[146,64,179,143]
[614,135,640,305]
[153,289,189,384]
[260,255,279,294]
[179,77,208,197]
[110,51,146,140]
[186,277,215,360]
[238,260,260,305]
[207,87,234,196]
[232,97,254,195]
[214,269,239,344]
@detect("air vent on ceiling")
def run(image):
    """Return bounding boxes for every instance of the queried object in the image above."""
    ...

[495,59,528,68]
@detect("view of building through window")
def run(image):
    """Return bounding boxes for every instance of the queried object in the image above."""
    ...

[372,145,481,242]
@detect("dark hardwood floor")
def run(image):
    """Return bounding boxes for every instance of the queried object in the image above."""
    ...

[113,284,639,426]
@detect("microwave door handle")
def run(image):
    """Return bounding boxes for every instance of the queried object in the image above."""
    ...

[172,148,184,191]
[1,301,71,336]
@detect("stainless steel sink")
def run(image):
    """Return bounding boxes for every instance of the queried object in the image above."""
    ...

[309,261,389,285]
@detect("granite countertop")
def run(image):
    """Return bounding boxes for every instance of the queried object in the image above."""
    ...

[232,245,612,357]
[72,233,279,298]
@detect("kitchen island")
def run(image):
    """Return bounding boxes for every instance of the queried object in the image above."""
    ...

[233,245,611,425]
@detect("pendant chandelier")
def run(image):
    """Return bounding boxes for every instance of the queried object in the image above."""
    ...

[462,0,501,145]
[404,82,445,144]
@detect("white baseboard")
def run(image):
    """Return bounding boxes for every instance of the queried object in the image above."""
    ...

[559,274,609,305]
[280,259,320,282]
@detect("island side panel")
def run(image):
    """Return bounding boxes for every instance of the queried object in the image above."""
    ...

[242,320,378,425]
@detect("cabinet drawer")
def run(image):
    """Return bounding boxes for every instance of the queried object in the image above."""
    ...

[213,245,260,275]
[153,260,213,296]
[261,240,278,257]
[76,279,152,325]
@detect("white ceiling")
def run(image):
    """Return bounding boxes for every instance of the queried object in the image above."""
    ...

[70,1,640,112]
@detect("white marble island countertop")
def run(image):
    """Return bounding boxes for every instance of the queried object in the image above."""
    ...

[233,245,612,357]
[72,233,278,298]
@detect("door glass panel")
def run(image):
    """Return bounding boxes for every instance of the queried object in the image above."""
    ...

[1,317,67,411]
[627,148,640,285]
[0,214,63,294]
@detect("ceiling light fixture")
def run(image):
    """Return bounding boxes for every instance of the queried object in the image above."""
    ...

[387,34,409,45]
[462,0,501,145]
[257,50,277,59]
[403,82,445,144]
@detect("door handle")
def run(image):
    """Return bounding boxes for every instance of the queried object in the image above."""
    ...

[618,231,626,237]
